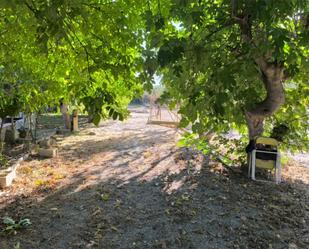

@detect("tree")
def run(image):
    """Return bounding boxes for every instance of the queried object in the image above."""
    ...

[147,0,309,152]
[0,0,147,125]
[0,82,22,153]
[1,0,308,154]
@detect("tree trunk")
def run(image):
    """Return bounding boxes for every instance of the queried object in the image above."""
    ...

[60,103,71,130]
[234,14,287,167]
[0,119,4,154]
[245,64,285,140]
[235,15,286,140]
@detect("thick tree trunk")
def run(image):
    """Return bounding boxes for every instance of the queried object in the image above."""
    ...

[63,113,71,130]
[234,14,288,168]
[235,15,286,140]
[245,64,285,140]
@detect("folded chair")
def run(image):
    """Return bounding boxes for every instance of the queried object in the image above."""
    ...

[248,137,281,184]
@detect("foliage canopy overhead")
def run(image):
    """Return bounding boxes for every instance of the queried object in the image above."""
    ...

[0,0,148,123]
[0,0,308,151]
[144,0,309,151]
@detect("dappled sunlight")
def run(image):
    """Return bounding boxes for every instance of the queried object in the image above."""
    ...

[1,108,308,249]
[2,147,307,248]
[1,0,308,247]
[164,179,186,194]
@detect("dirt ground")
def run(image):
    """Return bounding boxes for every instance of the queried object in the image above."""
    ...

[0,106,308,249]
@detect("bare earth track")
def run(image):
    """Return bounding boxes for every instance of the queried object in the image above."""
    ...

[0,106,308,249]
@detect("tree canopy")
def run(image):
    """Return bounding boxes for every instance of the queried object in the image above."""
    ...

[146,0,309,151]
[0,0,308,151]
[0,0,147,123]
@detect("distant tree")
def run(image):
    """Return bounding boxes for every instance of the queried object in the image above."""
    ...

[0,82,21,153]
[0,0,146,125]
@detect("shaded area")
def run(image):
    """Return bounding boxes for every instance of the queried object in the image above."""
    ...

[0,107,308,249]
[36,114,90,139]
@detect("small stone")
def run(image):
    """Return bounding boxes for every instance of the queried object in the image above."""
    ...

[288,242,298,249]
[240,216,247,221]
[38,148,58,158]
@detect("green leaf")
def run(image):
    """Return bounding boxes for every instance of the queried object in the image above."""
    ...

[93,114,101,126]
[2,217,15,225]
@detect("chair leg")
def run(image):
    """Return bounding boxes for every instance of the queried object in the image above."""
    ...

[276,153,281,184]
[248,153,251,178]
[251,150,256,180]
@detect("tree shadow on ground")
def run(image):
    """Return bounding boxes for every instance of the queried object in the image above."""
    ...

[0,148,308,249]
[59,129,175,163]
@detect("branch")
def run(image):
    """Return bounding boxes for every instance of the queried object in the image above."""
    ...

[63,19,92,79]
[233,14,285,80]
[81,1,116,12]
[0,30,8,36]
[81,2,102,11]
[24,1,40,18]
[195,19,234,45]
